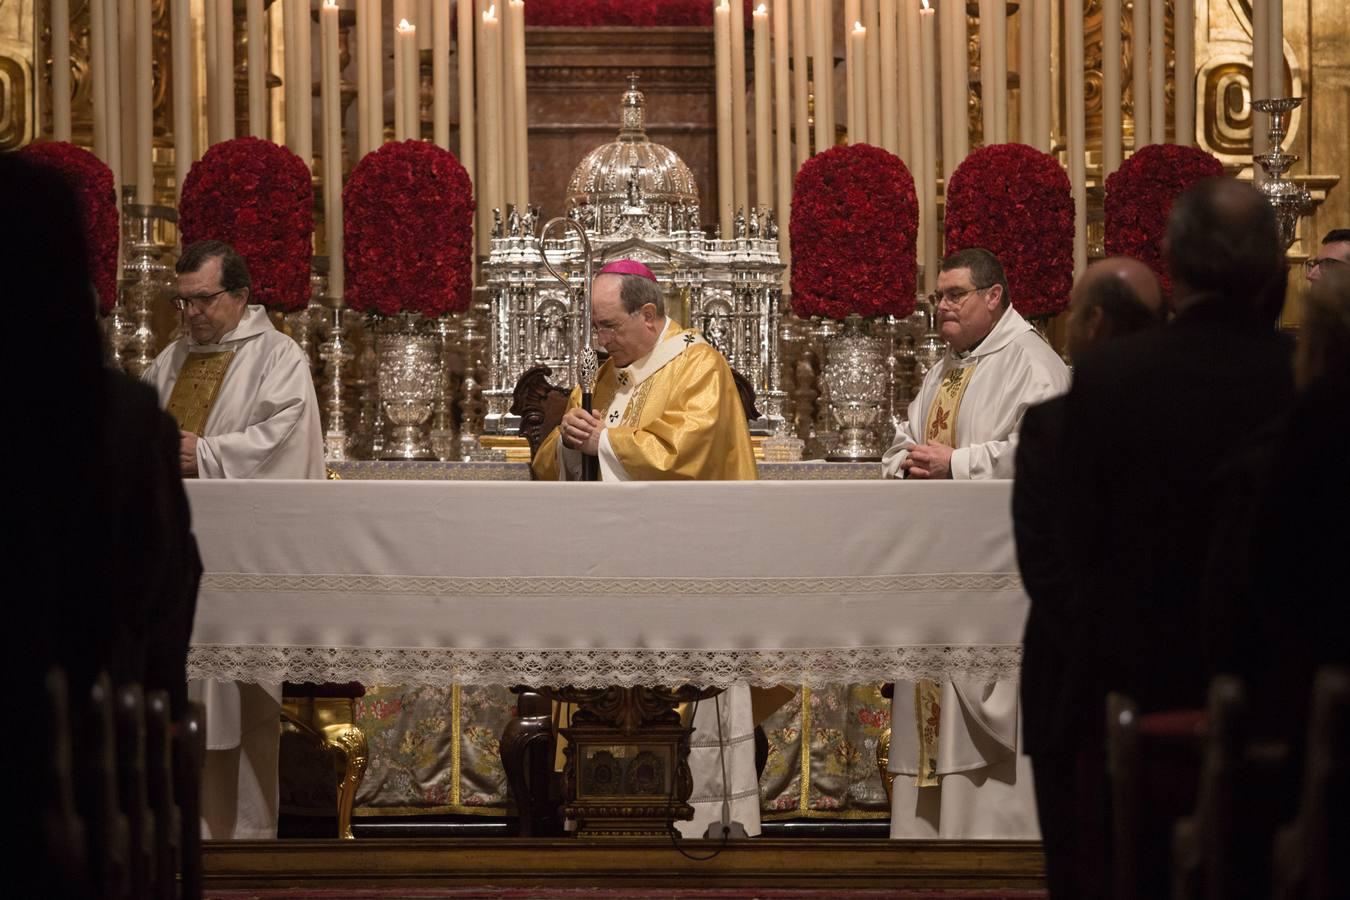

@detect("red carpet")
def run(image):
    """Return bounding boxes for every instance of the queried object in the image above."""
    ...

[207,890,1045,899]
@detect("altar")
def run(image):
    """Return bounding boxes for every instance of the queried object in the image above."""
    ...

[185,478,1027,827]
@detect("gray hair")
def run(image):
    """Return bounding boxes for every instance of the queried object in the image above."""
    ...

[176,239,252,295]
[614,274,665,316]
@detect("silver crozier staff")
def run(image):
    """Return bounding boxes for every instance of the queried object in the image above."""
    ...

[538,216,599,482]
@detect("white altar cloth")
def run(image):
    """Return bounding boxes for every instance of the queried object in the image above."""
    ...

[185,479,1026,688]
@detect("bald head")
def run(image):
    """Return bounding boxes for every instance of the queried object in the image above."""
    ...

[1066,257,1166,364]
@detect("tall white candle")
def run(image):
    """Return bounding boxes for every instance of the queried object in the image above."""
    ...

[812,0,835,154]
[1173,0,1194,146]
[919,0,938,291]
[172,0,194,198]
[295,0,314,165]
[434,0,451,148]
[396,19,418,140]
[393,1,406,133]
[90,0,108,160]
[103,0,124,195]
[321,0,343,296]
[1017,0,1030,144]
[754,4,774,211]
[52,0,72,141]
[498,0,517,205]
[1149,0,1164,142]
[247,0,266,136]
[865,0,882,146]
[480,4,503,238]
[135,0,154,204]
[1102,0,1122,173]
[418,0,433,49]
[510,0,529,213]
[774,0,793,247]
[880,0,899,156]
[205,0,218,143]
[732,0,750,217]
[355,0,369,154]
[978,0,994,145]
[905,0,923,182]
[989,0,1006,142]
[845,0,858,141]
[365,0,381,151]
[1031,0,1049,152]
[791,0,809,167]
[849,21,867,144]
[1268,0,1283,100]
[457,0,475,182]
[1132,0,1149,147]
[216,0,235,141]
[939,0,956,180]
[715,0,734,235]
[1065,0,1085,276]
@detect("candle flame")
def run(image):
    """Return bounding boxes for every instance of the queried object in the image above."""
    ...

[398,18,414,31]
[323,0,337,8]
[853,20,865,33]
[755,3,767,13]
[920,0,930,9]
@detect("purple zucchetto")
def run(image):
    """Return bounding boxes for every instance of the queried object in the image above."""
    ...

[597,259,658,282]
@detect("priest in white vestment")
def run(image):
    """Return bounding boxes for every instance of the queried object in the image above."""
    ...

[881,248,1071,481]
[881,248,1069,839]
[145,240,324,839]
[533,260,763,839]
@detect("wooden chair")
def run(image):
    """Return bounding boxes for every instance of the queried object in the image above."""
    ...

[85,673,130,900]
[144,691,181,900]
[114,684,154,898]
[1273,666,1350,900]
[173,701,206,900]
[280,681,369,839]
[1170,676,1290,900]
[1106,692,1207,900]
[42,668,89,898]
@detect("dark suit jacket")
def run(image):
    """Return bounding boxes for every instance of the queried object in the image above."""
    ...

[1062,295,1295,717]
[25,370,202,716]
[1014,396,1086,757]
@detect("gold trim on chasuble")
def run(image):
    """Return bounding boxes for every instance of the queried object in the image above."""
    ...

[923,363,979,447]
[911,364,978,786]
[165,350,237,435]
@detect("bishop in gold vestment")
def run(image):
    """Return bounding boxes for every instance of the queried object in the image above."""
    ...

[531,261,762,838]
[531,263,756,482]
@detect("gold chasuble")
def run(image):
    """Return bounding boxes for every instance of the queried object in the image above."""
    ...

[532,319,757,481]
[165,350,236,435]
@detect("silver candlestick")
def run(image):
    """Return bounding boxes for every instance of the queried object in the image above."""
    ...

[317,278,353,462]
[121,202,175,378]
[1252,97,1311,251]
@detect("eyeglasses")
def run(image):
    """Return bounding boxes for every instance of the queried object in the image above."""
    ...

[172,287,232,311]
[1304,257,1346,274]
[930,286,987,308]
[591,311,638,338]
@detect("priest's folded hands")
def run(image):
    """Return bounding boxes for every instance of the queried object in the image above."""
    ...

[900,441,955,479]
[560,407,604,456]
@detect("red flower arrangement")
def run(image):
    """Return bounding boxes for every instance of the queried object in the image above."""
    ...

[19,141,119,313]
[521,0,755,27]
[944,143,1074,318]
[1105,144,1224,296]
[790,143,919,320]
[343,140,475,317]
[179,137,314,312]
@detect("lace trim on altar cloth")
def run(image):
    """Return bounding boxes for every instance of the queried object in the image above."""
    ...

[200,571,1023,596]
[186,645,1023,687]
